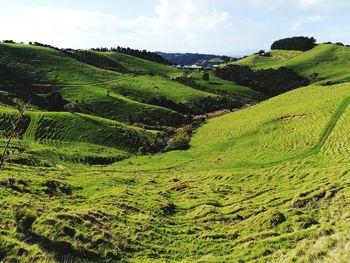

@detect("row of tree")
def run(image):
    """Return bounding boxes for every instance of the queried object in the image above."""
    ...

[271,36,317,51]
[215,65,309,97]
[62,49,129,73]
[91,46,170,64]
[1,40,169,65]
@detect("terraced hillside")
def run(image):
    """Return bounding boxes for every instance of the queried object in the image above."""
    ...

[2,80,350,262]
[0,107,161,165]
[235,44,350,84]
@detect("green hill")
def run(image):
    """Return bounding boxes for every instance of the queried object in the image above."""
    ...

[0,43,234,126]
[4,41,350,262]
[3,80,350,262]
[103,51,183,77]
[0,107,161,165]
[236,44,350,84]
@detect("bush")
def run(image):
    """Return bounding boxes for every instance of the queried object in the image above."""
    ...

[166,131,190,151]
[14,208,36,233]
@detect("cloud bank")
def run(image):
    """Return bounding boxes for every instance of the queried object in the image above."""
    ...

[0,0,349,54]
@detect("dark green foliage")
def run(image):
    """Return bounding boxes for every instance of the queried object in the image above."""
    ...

[166,131,190,151]
[268,211,286,227]
[92,46,170,64]
[63,49,129,73]
[14,209,36,233]
[42,180,74,196]
[189,96,243,114]
[271,36,317,51]
[148,96,191,114]
[45,91,67,111]
[215,65,309,96]
[203,72,210,81]
[156,52,232,65]
[0,62,46,107]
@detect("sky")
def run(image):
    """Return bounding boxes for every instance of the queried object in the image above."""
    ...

[0,0,349,55]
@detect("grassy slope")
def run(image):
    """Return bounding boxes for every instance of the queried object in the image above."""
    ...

[236,44,350,83]
[0,108,159,165]
[103,51,183,78]
[4,43,350,262]
[189,71,260,96]
[0,44,217,124]
[2,82,350,262]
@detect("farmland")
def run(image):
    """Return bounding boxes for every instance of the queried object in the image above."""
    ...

[2,42,350,262]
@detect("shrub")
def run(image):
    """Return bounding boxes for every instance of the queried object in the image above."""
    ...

[166,131,190,151]
[14,208,36,233]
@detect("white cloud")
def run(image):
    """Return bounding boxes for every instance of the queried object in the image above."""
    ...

[0,0,231,51]
[242,0,350,11]
[290,15,327,31]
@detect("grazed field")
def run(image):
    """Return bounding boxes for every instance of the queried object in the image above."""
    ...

[2,43,350,262]
[235,44,350,84]
[2,82,350,262]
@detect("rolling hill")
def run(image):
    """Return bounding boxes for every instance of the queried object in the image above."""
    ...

[2,42,350,262]
[235,44,350,84]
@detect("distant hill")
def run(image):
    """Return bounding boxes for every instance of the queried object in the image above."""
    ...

[156,52,233,66]
[235,43,350,84]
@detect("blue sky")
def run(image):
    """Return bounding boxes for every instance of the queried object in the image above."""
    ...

[0,0,349,55]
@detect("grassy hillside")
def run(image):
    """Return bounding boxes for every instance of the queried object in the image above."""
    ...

[0,108,161,165]
[0,43,226,125]
[236,44,350,84]
[103,51,183,77]
[189,71,260,96]
[4,41,350,262]
[2,81,350,261]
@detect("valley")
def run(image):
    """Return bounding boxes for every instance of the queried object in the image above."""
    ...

[2,39,350,262]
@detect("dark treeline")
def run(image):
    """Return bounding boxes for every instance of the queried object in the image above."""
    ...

[91,47,170,65]
[215,65,309,97]
[63,49,129,73]
[1,40,169,65]
[156,52,232,65]
[271,37,317,51]
[148,95,242,116]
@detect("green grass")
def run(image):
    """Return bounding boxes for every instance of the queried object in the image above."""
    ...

[110,74,215,104]
[3,82,350,261]
[189,71,260,96]
[59,84,183,124]
[235,44,350,84]
[0,109,160,165]
[0,43,217,124]
[103,51,183,78]
[4,43,350,262]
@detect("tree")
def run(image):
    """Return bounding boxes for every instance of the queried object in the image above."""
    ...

[271,36,317,51]
[0,101,29,170]
[202,72,210,81]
